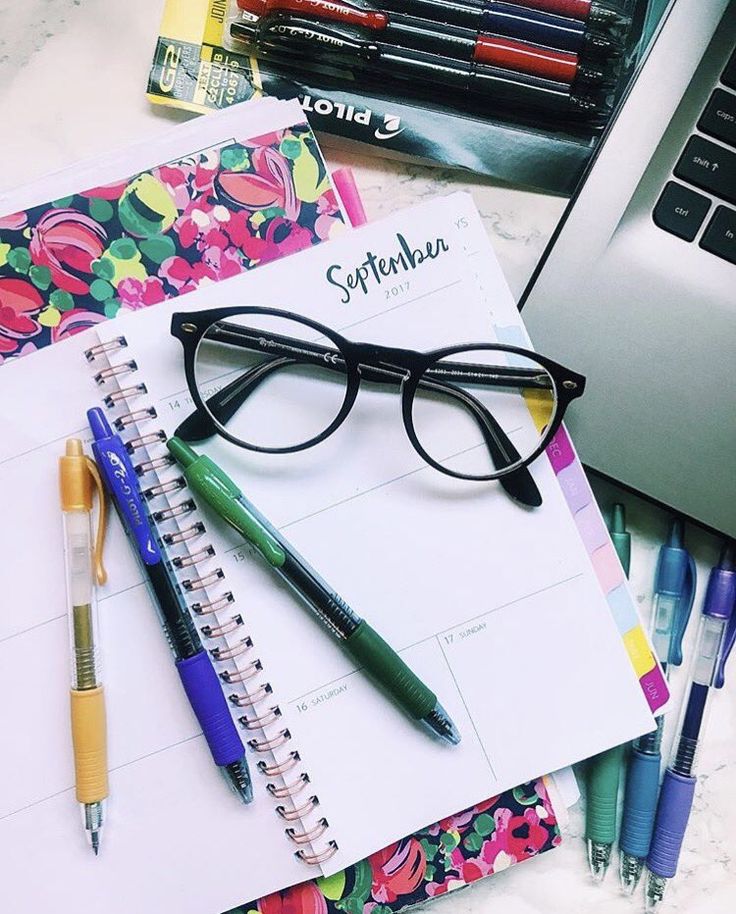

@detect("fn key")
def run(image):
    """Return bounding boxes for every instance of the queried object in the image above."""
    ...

[700,206,736,265]
[653,182,710,241]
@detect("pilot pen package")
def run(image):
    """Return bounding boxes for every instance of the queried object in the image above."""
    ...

[147,0,655,193]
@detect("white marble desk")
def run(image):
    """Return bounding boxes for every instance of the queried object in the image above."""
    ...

[0,1,733,912]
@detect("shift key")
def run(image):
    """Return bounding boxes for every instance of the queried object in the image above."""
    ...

[674,136,736,204]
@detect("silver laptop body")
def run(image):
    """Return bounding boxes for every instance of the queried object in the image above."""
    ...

[521,0,735,535]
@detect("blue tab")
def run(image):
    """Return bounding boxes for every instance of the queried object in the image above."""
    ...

[87,407,161,565]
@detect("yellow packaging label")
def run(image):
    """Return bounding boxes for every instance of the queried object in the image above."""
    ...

[147,0,260,114]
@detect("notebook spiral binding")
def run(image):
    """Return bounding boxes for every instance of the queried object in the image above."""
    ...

[85,335,338,867]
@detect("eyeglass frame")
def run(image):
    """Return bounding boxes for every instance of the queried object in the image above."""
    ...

[170,305,586,483]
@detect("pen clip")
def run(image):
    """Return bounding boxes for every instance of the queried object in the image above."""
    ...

[262,13,373,52]
[669,553,697,667]
[85,456,108,586]
[88,407,161,566]
[714,612,736,689]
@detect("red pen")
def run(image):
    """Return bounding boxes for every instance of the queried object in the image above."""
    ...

[237,0,388,29]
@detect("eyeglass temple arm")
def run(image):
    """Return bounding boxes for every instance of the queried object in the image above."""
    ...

[175,355,542,508]
[204,322,554,391]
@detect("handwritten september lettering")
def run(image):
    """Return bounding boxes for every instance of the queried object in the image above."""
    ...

[326,232,450,304]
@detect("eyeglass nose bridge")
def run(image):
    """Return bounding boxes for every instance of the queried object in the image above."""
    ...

[351,342,416,386]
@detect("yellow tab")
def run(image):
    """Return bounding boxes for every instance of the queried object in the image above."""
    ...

[70,688,108,804]
[623,626,656,678]
[523,389,555,434]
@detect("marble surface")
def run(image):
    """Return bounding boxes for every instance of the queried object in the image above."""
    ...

[0,1,733,912]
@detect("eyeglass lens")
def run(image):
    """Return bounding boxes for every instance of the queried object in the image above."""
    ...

[411,349,557,478]
[193,312,349,450]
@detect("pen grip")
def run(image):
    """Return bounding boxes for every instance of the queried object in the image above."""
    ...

[344,621,435,719]
[585,743,624,844]
[619,747,661,858]
[647,770,696,878]
[70,687,108,804]
[177,652,246,767]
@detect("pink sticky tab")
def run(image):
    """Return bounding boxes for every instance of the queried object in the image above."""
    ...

[640,663,670,712]
[546,427,575,474]
[591,542,625,594]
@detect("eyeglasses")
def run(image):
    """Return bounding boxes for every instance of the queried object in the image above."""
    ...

[170,306,586,484]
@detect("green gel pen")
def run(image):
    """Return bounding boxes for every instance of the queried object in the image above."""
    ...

[585,503,631,882]
[167,437,461,746]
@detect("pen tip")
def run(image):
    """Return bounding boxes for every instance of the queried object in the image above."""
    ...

[645,873,668,914]
[668,517,685,549]
[587,840,611,882]
[223,759,254,803]
[90,831,100,856]
[611,502,626,533]
[422,702,461,745]
[618,853,643,895]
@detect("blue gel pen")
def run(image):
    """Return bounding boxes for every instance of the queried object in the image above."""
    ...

[87,407,252,803]
[618,519,696,894]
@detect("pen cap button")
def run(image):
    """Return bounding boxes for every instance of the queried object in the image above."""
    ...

[87,407,114,441]
[59,439,93,511]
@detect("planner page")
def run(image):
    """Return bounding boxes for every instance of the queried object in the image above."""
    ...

[0,195,660,914]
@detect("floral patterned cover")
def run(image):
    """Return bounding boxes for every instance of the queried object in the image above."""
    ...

[0,124,344,362]
[228,779,561,914]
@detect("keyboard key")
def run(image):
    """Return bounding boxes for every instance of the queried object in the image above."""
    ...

[653,182,710,241]
[699,88,736,148]
[700,205,736,264]
[722,47,736,90]
[674,135,736,204]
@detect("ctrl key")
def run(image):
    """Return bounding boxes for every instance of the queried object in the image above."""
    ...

[653,181,710,241]
[700,205,736,265]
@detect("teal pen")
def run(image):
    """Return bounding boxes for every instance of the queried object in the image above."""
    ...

[618,518,695,894]
[167,437,461,745]
[585,503,631,881]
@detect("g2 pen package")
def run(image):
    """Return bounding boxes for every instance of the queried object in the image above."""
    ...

[147,0,656,193]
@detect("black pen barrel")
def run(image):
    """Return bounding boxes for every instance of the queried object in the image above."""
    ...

[278,552,362,640]
[383,15,476,59]
[145,560,203,660]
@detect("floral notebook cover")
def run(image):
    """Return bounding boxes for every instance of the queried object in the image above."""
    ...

[232,778,560,914]
[0,102,344,362]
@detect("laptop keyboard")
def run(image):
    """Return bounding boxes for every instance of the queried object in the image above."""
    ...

[653,46,736,265]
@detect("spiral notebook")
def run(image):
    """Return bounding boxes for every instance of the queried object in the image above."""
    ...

[0,194,667,914]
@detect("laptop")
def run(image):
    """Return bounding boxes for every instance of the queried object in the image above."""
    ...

[520,0,735,536]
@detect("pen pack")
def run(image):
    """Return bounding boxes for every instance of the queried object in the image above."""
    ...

[147,0,654,193]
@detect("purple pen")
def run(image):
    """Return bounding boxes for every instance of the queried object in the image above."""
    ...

[87,407,253,803]
[645,542,736,912]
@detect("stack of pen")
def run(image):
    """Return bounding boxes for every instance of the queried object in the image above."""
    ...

[231,0,633,123]
[584,509,736,911]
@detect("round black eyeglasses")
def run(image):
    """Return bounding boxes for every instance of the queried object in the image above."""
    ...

[170,306,586,484]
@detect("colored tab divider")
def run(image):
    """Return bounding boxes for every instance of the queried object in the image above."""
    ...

[545,426,668,714]
[492,324,668,713]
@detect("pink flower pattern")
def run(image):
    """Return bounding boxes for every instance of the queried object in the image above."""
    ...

[0,124,342,361]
